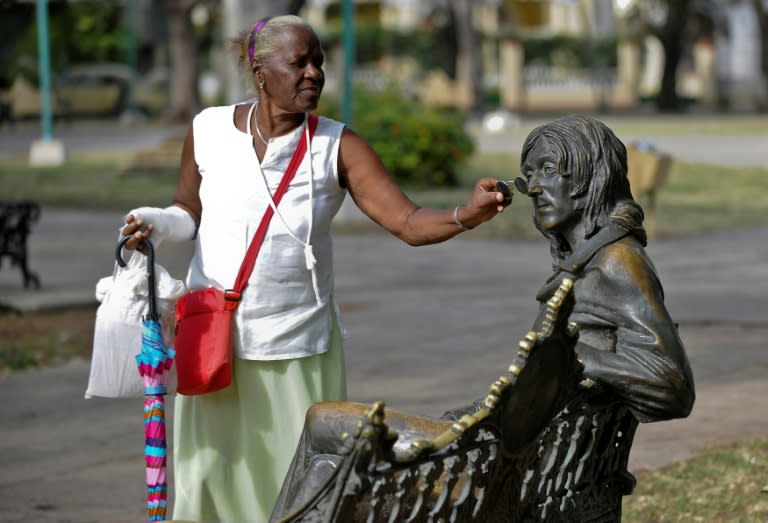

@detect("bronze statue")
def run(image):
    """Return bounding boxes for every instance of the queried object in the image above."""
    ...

[268,115,695,522]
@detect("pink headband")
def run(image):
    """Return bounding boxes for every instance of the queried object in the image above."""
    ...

[248,16,272,63]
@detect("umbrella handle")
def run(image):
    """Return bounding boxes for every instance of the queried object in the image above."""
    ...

[116,235,158,320]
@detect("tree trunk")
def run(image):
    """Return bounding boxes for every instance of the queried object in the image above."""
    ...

[288,0,307,15]
[655,0,691,112]
[451,0,485,115]
[751,0,768,111]
[166,1,199,123]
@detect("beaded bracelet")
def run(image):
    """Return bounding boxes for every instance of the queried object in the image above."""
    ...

[453,206,474,231]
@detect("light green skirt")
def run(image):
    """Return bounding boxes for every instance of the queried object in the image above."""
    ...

[171,315,346,523]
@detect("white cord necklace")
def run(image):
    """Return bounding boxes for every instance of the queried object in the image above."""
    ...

[247,106,321,305]
[253,111,269,146]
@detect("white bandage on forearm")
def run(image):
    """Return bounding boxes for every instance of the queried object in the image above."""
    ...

[127,205,197,245]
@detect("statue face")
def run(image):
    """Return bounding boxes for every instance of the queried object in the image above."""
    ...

[522,137,580,235]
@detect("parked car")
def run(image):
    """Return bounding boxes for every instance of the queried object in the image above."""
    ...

[7,62,167,119]
[4,62,228,120]
[58,63,130,116]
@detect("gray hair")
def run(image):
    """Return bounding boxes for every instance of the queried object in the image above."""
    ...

[231,15,316,97]
[234,15,314,72]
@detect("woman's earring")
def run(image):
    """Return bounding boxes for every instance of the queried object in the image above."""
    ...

[258,80,264,90]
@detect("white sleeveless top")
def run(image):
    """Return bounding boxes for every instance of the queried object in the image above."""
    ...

[188,102,347,360]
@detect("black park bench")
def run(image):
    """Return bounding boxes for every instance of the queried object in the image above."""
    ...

[0,201,41,289]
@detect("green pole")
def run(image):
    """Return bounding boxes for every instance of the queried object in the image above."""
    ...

[341,0,355,126]
[35,0,54,141]
[125,0,138,115]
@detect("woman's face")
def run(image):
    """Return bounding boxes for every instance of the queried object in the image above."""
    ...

[522,137,580,234]
[258,25,325,113]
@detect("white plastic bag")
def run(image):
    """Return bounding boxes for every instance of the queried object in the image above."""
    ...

[85,248,186,399]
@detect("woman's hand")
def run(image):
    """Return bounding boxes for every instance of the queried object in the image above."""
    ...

[456,177,511,230]
[119,125,201,255]
[121,214,155,254]
[120,205,198,253]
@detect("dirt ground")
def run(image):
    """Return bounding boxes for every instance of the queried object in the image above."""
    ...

[0,307,97,371]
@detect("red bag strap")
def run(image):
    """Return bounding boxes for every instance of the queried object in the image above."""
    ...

[225,113,319,307]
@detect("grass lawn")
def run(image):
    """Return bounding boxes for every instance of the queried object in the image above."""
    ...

[0,307,96,371]
[0,152,179,210]
[623,435,768,522]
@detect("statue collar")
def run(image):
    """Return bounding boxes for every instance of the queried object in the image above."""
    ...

[536,224,631,302]
[558,223,631,275]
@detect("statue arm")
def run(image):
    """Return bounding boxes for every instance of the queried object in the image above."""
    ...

[573,243,695,423]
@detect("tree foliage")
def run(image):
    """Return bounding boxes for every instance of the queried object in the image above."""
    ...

[750,0,768,111]
[1,1,127,86]
[166,0,200,122]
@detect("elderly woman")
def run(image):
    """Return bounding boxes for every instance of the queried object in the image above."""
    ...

[120,14,508,523]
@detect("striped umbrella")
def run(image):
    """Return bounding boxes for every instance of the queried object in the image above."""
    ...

[117,236,175,521]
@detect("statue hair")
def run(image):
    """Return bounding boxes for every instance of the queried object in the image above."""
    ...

[521,115,647,260]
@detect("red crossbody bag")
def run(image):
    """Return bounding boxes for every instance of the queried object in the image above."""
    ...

[174,114,318,395]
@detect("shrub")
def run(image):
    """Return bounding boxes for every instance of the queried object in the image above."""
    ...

[318,87,474,188]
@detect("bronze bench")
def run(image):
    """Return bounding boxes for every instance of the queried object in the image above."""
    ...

[269,279,637,522]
